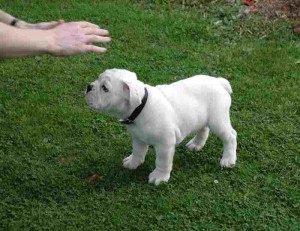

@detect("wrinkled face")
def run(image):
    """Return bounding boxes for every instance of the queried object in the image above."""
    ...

[85,69,144,118]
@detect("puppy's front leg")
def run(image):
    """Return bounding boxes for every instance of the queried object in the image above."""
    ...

[123,137,149,170]
[149,144,175,185]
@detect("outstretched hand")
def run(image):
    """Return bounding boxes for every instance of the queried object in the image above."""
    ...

[46,21,111,56]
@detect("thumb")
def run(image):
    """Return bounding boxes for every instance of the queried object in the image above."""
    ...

[37,20,65,30]
[46,20,64,29]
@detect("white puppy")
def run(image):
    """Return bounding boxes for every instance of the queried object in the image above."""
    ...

[85,69,237,185]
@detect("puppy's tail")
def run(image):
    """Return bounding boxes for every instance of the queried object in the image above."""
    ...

[218,77,232,95]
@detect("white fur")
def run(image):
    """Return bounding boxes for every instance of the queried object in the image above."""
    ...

[85,69,237,185]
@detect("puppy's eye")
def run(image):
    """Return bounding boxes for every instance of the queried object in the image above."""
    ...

[102,85,109,93]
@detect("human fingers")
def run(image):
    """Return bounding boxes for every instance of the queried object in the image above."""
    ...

[84,45,107,53]
[83,27,109,36]
[85,35,111,44]
[76,21,100,28]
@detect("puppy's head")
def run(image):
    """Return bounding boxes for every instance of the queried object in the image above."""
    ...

[85,69,145,118]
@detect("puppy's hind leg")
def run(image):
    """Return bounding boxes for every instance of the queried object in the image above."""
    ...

[186,127,209,151]
[218,127,237,168]
[210,116,237,168]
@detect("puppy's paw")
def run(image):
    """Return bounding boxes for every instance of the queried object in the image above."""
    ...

[148,169,170,186]
[220,155,236,168]
[186,139,204,151]
[123,154,144,170]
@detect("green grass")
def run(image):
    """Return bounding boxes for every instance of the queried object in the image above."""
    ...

[0,0,299,230]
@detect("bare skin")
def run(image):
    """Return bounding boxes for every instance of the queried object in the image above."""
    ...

[0,9,111,57]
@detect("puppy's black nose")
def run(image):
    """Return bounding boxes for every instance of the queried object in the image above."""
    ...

[86,84,93,93]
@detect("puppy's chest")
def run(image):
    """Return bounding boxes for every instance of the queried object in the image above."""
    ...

[127,125,158,145]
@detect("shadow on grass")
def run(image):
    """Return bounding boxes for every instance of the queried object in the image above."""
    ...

[78,141,225,192]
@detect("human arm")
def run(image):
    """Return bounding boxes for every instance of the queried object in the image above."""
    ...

[0,21,111,58]
[0,9,62,29]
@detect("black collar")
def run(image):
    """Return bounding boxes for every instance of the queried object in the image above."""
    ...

[120,88,148,125]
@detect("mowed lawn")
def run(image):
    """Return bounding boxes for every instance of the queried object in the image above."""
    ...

[0,0,299,230]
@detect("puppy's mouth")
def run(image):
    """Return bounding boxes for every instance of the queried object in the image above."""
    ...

[85,97,107,113]
[85,94,96,108]
[86,102,102,112]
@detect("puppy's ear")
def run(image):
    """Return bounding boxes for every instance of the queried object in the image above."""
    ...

[123,79,144,109]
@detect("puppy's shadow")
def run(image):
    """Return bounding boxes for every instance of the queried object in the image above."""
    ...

[174,139,222,174]
[80,140,223,191]
[79,151,156,191]
[102,163,154,190]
